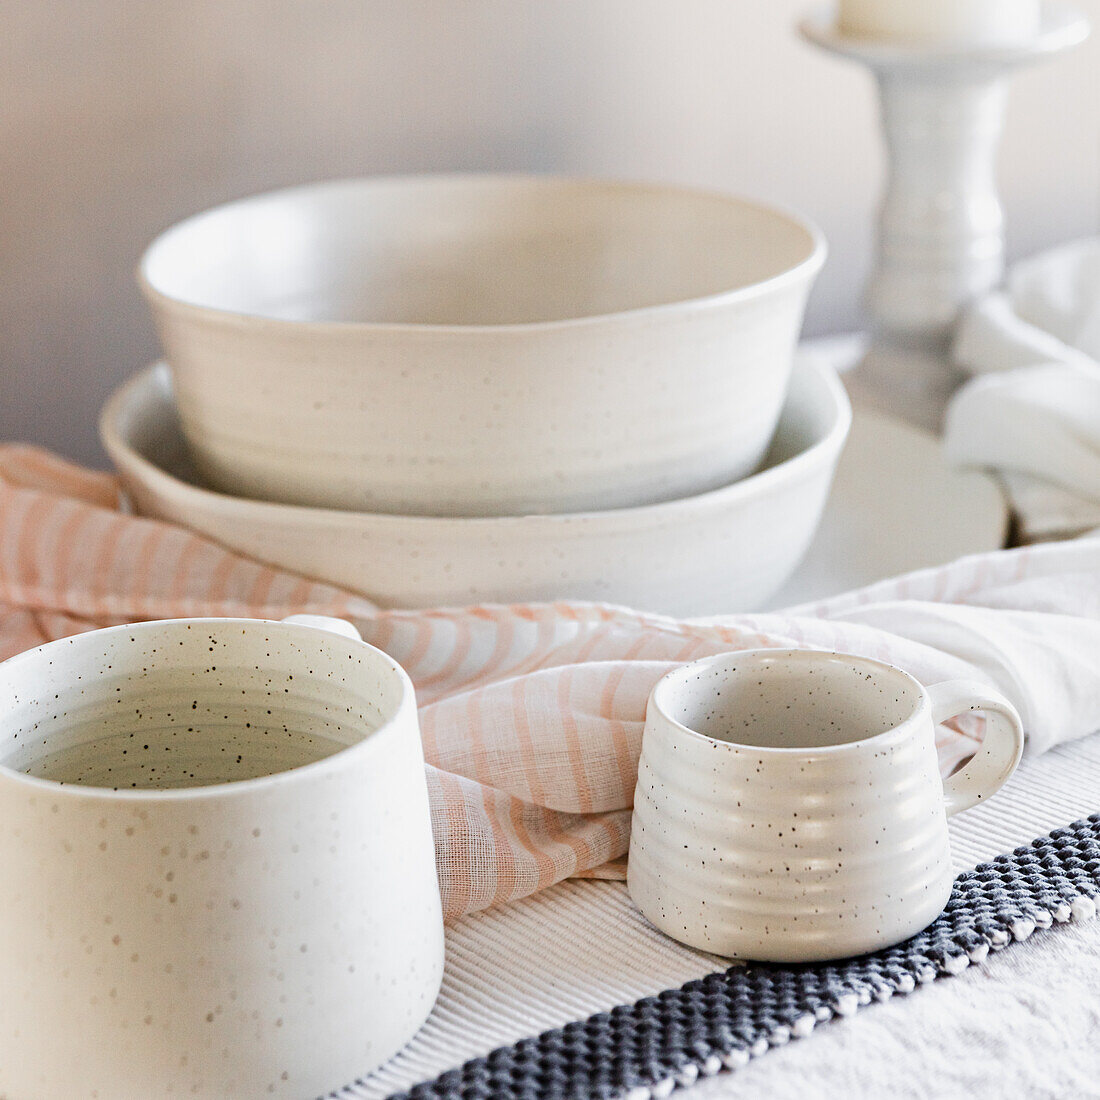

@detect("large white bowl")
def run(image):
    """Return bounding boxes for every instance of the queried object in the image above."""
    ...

[139,174,825,517]
[100,358,850,615]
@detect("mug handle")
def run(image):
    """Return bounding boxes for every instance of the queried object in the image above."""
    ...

[929,680,1025,817]
[280,614,363,643]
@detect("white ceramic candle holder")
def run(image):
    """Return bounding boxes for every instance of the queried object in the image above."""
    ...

[801,2,1088,430]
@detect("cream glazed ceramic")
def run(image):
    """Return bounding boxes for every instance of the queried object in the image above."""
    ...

[0,615,444,1099]
[100,356,850,616]
[801,3,1089,424]
[139,173,824,516]
[628,649,1024,962]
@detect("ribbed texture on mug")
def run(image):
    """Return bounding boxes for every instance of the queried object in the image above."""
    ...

[629,716,953,960]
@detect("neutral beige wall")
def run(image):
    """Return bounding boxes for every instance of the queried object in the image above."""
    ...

[3,0,1098,464]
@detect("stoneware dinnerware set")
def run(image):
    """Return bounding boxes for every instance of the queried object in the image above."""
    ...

[0,171,1028,1098]
[101,172,840,615]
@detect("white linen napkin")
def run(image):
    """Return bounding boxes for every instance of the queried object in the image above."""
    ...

[948,239,1100,542]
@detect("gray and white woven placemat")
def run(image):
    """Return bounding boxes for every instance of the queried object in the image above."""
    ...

[388,815,1100,1100]
[343,733,1100,1100]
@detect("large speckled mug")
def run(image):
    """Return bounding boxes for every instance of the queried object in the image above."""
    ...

[0,615,443,1099]
[628,649,1024,963]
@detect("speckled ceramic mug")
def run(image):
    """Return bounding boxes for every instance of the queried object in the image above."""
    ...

[628,649,1024,963]
[0,615,443,1099]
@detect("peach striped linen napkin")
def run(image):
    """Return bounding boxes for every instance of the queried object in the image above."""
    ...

[4,443,1100,921]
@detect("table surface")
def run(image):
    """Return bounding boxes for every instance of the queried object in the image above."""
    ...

[763,392,1008,609]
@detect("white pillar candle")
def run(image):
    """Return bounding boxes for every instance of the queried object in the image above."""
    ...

[838,0,1042,46]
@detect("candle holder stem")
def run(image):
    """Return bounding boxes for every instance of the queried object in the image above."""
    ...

[872,71,1007,345]
[801,2,1089,431]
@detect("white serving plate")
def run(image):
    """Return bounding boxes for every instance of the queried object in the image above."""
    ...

[100,357,850,616]
[140,174,824,516]
[764,398,1008,609]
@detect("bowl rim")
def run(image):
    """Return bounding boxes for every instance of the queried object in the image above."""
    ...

[99,357,852,532]
[137,172,828,334]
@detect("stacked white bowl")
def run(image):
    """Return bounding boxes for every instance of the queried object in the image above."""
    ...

[105,174,848,614]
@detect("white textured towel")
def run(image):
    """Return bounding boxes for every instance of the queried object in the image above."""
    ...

[949,239,1100,541]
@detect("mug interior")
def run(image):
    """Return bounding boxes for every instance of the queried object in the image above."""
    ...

[0,620,401,791]
[141,176,820,326]
[657,651,921,751]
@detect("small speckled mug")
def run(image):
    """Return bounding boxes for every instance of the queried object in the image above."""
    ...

[0,615,443,1099]
[628,649,1024,963]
